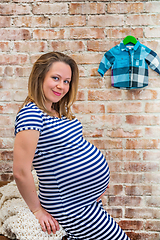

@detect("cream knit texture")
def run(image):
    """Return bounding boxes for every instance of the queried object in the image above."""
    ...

[0,170,66,240]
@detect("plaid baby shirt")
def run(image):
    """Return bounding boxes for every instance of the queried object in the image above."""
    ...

[98,41,160,89]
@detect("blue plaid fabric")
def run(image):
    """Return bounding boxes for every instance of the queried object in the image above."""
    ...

[98,41,160,89]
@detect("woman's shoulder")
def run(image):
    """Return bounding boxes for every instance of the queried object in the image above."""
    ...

[17,102,43,116]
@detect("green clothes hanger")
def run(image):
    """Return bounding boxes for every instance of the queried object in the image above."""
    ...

[123,35,137,45]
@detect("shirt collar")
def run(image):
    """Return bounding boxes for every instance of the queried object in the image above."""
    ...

[120,40,140,51]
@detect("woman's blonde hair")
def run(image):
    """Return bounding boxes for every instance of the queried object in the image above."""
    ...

[20,52,79,120]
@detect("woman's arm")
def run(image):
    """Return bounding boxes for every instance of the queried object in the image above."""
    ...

[13,130,59,234]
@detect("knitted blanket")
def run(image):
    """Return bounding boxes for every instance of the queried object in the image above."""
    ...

[0,171,66,240]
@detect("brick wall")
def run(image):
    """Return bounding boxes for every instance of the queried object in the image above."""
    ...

[0,0,160,239]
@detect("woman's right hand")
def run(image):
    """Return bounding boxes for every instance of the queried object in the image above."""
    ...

[33,207,60,235]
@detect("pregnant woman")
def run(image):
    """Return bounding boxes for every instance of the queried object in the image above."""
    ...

[13,52,130,240]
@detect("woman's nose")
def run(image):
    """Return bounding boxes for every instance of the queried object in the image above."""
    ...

[57,80,63,89]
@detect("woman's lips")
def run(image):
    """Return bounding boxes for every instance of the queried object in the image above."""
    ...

[53,91,61,96]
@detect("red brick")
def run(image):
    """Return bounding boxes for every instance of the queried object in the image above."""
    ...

[107,28,143,39]
[32,3,68,15]
[143,151,160,161]
[0,115,12,126]
[90,115,123,128]
[0,173,14,181]
[145,27,160,38]
[141,40,160,53]
[1,78,28,89]
[15,67,32,77]
[124,89,158,100]
[50,16,86,27]
[83,129,104,138]
[0,29,31,41]
[78,77,105,89]
[90,139,122,150]
[0,103,20,114]
[30,54,42,64]
[4,66,14,76]
[13,0,43,2]
[0,54,29,65]
[126,115,160,126]
[88,66,99,76]
[109,196,143,207]
[125,185,152,196]
[107,128,142,138]
[0,128,14,137]
[50,41,85,52]
[0,91,12,101]
[104,208,123,218]
[13,90,27,102]
[145,127,160,138]
[124,162,158,172]
[70,28,105,39]
[78,66,86,77]
[72,102,105,114]
[87,40,120,52]
[0,16,11,27]
[145,102,160,113]
[88,15,124,27]
[107,3,144,14]
[33,29,66,40]
[106,184,123,196]
[145,2,160,13]
[146,196,160,208]
[71,53,102,64]
[0,3,31,15]
[106,150,141,161]
[107,162,124,172]
[88,90,122,101]
[125,207,160,219]
[126,139,159,149]
[146,220,160,231]
[0,162,13,172]
[13,16,49,28]
[0,42,10,52]
[69,3,105,15]
[107,102,142,113]
[144,173,160,184]
[118,220,143,230]
[110,173,143,184]
[127,231,159,240]
[14,41,47,52]
[1,150,13,161]
[76,90,86,101]
[127,14,160,26]
[0,138,14,149]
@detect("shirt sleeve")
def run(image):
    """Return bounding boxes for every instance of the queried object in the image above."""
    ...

[15,106,43,135]
[98,51,115,77]
[145,49,160,75]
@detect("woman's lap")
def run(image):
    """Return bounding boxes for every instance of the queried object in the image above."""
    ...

[56,201,130,240]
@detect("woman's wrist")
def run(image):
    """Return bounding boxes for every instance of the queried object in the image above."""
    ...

[32,208,41,215]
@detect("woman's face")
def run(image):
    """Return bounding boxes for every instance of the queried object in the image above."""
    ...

[42,61,72,111]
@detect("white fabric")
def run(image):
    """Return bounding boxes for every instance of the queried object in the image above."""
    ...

[0,170,66,240]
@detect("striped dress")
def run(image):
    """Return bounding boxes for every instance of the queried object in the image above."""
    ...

[15,102,130,240]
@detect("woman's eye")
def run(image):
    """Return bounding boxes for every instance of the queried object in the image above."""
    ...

[52,76,59,81]
[64,80,70,84]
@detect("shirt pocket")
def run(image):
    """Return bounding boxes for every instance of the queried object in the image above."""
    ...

[114,56,129,67]
[133,57,143,66]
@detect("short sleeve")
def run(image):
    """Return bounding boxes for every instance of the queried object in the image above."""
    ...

[15,104,43,135]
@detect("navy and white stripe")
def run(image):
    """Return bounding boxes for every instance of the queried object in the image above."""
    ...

[15,102,130,240]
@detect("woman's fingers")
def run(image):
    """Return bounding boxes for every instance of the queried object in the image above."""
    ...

[34,207,59,234]
[40,219,47,232]
[52,217,60,231]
